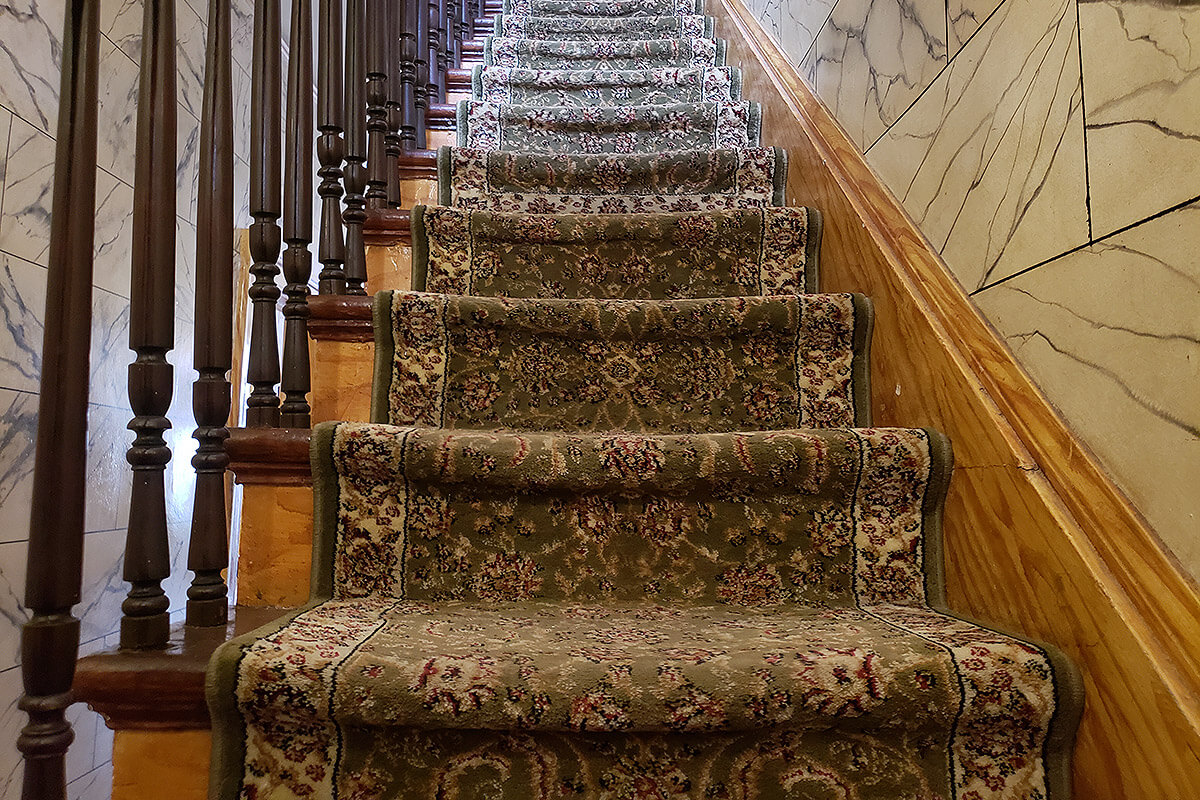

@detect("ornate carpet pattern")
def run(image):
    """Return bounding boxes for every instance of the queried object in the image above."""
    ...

[411,205,820,297]
[485,36,725,69]
[473,65,741,106]
[207,1,1084,797]
[495,13,715,39]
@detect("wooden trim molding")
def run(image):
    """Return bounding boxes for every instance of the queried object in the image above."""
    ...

[73,607,289,730]
[397,149,438,180]
[226,427,313,485]
[363,207,411,246]
[309,294,375,342]
[712,0,1200,795]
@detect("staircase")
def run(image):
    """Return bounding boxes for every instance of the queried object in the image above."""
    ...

[204,1,1082,797]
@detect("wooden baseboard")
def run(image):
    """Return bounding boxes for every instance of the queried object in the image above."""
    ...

[711,0,1200,795]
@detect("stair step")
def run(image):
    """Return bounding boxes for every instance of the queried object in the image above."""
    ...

[485,36,725,70]
[474,65,742,106]
[412,205,821,297]
[458,99,761,152]
[502,0,704,16]
[374,290,872,431]
[494,13,714,39]
[439,146,788,212]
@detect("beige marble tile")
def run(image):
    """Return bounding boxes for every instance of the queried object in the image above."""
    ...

[776,0,837,67]
[867,0,1089,290]
[948,0,1004,55]
[1079,0,1200,239]
[802,0,948,150]
[974,201,1200,579]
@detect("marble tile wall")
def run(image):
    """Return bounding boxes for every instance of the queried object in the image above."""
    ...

[0,0,255,797]
[748,0,1200,579]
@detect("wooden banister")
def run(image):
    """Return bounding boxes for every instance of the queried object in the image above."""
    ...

[18,0,100,794]
[317,0,348,295]
[121,0,177,651]
[187,0,234,628]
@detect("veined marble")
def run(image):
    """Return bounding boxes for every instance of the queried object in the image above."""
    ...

[0,0,63,134]
[975,201,1200,578]
[802,0,948,150]
[0,389,35,545]
[93,170,135,298]
[0,116,54,266]
[1080,0,1200,239]
[87,287,132,410]
[96,35,140,185]
[866,0,1088,290]
[948,0,1004,55]
[776,0,836,67]
[0,540,27,670]
[0,254,45,395]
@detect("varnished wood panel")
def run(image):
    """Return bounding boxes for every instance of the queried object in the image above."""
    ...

[113,730,211,800]
[311,339,374,423]
[235,484,313,607]
[712,1,1200,795]
[366,243,412,291]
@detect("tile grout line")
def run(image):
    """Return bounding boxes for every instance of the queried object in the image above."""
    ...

[1073,0,1093,243]
[970,191,1200,294]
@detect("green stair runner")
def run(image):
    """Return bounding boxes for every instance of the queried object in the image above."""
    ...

[207,1,1083,798]
[439,146,788,211]
[473,65,742,106]
[411,205,821,297]
[485,36,726,69]
[494,13,715,39]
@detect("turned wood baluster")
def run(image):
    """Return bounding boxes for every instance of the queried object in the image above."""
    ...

[280,0,314,427]
[317,0,347,294]
[463,0,475,42]
[187,0,234,628]
[446,0,460,68]
[385,0,403,206]
[399,0,420,149]
[413,0,430,148]
[342,0,368,294]
[427,0,443,105]
[18,0,98,795]
[365,0,390,208]
[121,0,176,651]
[436,0,449,91]
[246,0,284,424]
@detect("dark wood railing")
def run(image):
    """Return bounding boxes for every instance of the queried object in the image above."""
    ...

[20,0,493,792]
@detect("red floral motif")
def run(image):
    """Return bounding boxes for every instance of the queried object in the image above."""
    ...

[598,435,666,480]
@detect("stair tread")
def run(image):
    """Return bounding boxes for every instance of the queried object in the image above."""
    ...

[413,205,820,297]
[440,146,788,211]
[474,64,741,106]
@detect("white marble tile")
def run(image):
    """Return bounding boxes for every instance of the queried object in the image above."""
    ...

[1079,0,1200,239]
[756,0,782,39]
[776,0,837,67]
[95,36,140,185]
[232,63,252,166]
[86,288,131,411]
[101,0,210,120]
[230,0,255,74]
[0,389,35,545]
[92,172,134,299]
[0,666,23,800]
[75,527,127,646]
[948,0,1004,56]
[975,200,1200,580]
[801,0,948,150]
[0,116,55,267]
[0,253,46,394]
[866,0,1089,290]
[67,761,113,800]
[101,0,142,62]
[0,0,65,134]
[0,541,27,671]
[84,403,133,534]
[178,104,202,224]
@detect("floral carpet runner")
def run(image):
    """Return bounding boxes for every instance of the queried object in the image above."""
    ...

[207,2,1083,798]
